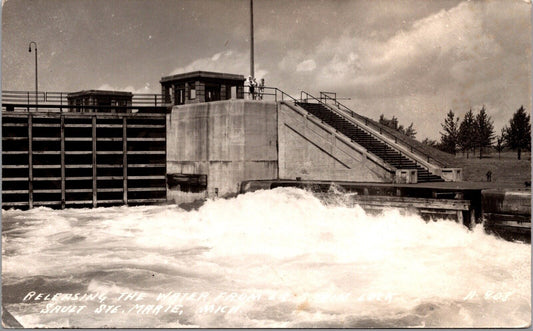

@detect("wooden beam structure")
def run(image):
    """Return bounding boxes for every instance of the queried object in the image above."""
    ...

[2,107,167,209]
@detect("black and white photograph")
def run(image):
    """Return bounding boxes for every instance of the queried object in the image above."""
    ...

[1,0,531,328]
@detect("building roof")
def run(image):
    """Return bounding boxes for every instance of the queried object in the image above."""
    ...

[160,71,245,84]
[67,90,133,98]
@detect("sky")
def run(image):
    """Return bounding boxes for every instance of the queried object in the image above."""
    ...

[1,0,531,140]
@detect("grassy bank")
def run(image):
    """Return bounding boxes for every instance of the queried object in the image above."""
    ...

[452,151,531,187]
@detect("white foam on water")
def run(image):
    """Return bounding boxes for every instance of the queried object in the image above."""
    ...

[2,187,530,328]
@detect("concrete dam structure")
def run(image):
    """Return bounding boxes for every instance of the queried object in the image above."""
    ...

[164,78,462,200]
[6,70,529,242]
[2,71,463,209]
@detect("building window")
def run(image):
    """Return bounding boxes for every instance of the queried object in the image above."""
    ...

[176,84,185,105]
[189,82,196,100]
[169,86,174,104]
[178,88,185,104]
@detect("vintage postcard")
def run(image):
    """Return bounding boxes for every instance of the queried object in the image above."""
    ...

[1,0,531,328]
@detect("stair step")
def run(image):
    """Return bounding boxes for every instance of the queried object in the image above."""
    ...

[297,101,444,182]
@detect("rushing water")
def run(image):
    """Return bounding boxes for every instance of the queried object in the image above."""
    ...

[2,187,530,328]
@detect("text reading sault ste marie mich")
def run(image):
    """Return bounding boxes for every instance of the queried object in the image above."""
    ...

[22,290,396,316]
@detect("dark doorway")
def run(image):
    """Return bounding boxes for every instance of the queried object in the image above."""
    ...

[205,84,221,102]
[167,174,207,193]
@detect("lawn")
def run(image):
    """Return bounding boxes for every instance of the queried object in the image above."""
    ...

[451,150,531,186]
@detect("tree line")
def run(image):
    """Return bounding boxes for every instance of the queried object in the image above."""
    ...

[378,114,417,138]
[429,106,531,159]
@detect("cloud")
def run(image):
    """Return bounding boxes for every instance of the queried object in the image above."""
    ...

[170,50,269,79]
[96,83,154,94]
[211,51,229,61]
[305,1,503,98]
[280,1,505,97]
[296,59,316,72]
[272,0,529,139]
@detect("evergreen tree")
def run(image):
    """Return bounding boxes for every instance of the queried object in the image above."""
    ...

[458,109,476,158]
[495,128,505,159]
[397,124,405,135]
[379,114,385,125]
[475,106,495,159]
[422,137,438,148]
[378,114,416,138]
[379,114,399,130]
[503,106,531,160]
[439,110,459,154]
[404,123,417,139]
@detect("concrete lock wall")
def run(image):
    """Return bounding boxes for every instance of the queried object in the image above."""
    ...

[277,102,394,182]
[167,100,395,199]
[167,100,278,198]
[482,189,531,216]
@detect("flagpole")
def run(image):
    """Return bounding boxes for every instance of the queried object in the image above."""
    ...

[250,0,254,78]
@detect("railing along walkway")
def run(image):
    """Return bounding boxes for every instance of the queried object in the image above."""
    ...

[299,91,447,169]
[2,90,166,107]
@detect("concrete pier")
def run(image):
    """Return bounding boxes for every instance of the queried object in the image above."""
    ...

[166,100,400,199]
[166,100,278,198]
[482,189,531,242]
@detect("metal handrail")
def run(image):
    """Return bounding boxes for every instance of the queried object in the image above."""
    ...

[4,87,300,107]
[243,86,299,103]
[300,90,413,168]
[282,101,396,174]
[2,103,167,114]
[4,86,301,113]
[2,90,165,107]
[274,88,299,103]
[319,92,446,167]
[298,91,446,168]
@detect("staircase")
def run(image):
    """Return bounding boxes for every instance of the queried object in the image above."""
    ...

[295,102,444,183]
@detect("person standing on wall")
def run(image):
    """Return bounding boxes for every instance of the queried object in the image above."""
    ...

[258,78,265,100]
[248,76,255,100]
[252,77,258,100]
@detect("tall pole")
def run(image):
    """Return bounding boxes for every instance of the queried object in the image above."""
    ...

[250,0,254,78]
[28,41,38,106]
